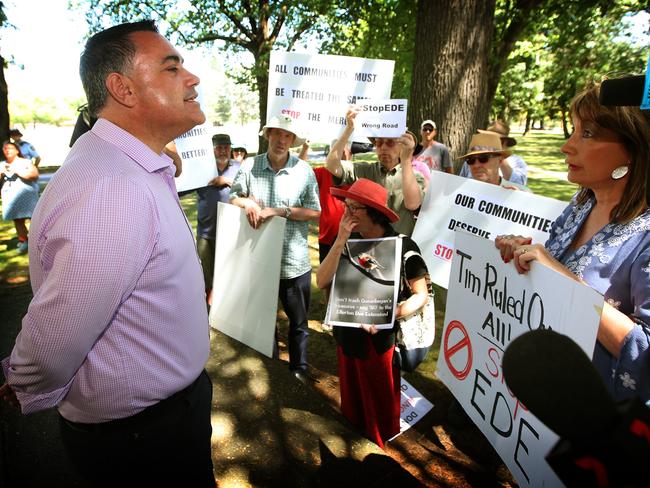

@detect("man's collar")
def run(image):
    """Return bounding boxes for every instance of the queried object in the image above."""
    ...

[92,118,173,174]
[379,161,399,175]
[264,152,297,172]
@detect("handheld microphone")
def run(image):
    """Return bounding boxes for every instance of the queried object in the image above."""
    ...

[502,329,650,487]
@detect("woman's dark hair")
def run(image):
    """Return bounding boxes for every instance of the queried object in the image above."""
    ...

[80,20,158,117]
[571,82,650,222]
[2,140,23,159]
[365,206,392,228]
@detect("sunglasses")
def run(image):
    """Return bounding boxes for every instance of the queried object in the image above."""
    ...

[374,139,397,148]
[466,155,494,165]
[422,127,434,133]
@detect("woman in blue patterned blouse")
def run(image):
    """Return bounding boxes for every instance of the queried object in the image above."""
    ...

[496,82,650,403]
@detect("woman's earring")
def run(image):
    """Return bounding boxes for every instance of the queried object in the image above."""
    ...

[611,165,629,180]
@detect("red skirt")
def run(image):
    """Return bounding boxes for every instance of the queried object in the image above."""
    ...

[337,341,401,449]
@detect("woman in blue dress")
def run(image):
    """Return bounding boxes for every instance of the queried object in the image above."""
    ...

[1,141,40,254]
[496,82,650,403]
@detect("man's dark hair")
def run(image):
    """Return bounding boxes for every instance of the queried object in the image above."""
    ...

[80,20,158,117]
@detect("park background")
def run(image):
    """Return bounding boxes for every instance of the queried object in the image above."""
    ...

[0,1,649,486]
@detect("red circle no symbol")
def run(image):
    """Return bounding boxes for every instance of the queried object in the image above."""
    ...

[443,320,473,380]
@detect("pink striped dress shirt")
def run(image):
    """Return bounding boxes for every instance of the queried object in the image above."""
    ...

[2,119,210,423]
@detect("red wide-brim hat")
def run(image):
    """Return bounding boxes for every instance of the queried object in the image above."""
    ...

[330,178,400,223]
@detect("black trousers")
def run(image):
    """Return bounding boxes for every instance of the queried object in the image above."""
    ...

[59,370,215,488]
[277,270,311,372]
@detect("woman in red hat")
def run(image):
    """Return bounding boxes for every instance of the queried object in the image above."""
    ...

[316,178,429,448]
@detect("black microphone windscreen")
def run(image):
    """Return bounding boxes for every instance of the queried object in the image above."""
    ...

[502,329,618,441]
[599,75,646,106]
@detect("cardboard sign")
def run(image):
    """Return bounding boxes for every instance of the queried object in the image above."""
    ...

[209,203,286,357]
[437,232,603,487]
[174,86,217,193]
[325,237,401,329]
[353,99,407,138]
[267,51,394,142]
[411,172,567,288]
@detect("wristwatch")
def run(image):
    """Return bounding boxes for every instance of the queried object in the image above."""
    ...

[283,207,292,219]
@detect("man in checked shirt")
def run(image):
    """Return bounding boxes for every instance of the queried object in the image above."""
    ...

[0,21,215,487]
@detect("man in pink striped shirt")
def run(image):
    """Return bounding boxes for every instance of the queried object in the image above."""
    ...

[0,21,215,486]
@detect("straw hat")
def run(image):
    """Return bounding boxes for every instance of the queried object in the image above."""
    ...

[458,132,512,160]
[330,178,399,222]
[478,120,517,147]
[260,115,306,147]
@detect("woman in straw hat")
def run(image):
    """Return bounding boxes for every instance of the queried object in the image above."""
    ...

[316,178,429,448]
[496,82,650,402]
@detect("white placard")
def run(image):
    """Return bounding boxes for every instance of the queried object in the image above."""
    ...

[390,378,434,440]
[438,232,603,487]
[267,51,394,142]
[174,86,217,193]
[411,172,568,289]
[209,203,286,357]
[354,99,407,138]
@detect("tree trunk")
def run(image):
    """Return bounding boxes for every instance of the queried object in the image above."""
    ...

[0,54,9,150]
[523,111,532,136]
[409,0,496,170]
[561,108,571,138]
[256,62,269,155]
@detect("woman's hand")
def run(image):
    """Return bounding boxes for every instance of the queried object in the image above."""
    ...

[360,324,379,335]
[495,234,532,263]
[511,243,578,280]
[336,212,357,243]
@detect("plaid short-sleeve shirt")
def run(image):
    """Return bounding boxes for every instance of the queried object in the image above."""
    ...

[230,153,320,279]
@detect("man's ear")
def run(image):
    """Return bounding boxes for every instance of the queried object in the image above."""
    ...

[105,72,137,108]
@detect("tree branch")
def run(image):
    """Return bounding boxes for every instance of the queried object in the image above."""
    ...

[217,0,254,41]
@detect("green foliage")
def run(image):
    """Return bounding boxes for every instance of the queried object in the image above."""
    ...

[320,0,417,99]
[10,96,85,126]
[494,2,650,126]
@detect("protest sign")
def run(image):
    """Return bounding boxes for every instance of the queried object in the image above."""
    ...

[353,100,407,138]
[325,237,401,329]
[390,378,434,440]
[209,203,286,357]
[174,86,216,193]
[437,232,603,487]
[267,51,394,142]
[411,172,567,288]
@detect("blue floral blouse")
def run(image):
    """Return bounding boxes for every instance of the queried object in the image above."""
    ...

[546,196,650,403]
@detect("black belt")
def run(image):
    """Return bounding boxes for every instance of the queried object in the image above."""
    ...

[60,369,208,434]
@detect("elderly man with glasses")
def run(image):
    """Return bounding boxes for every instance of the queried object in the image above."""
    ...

[459,132,528,191]
[326,108,426,236]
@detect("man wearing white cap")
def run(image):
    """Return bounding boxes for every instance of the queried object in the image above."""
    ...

[414,119,452,173]
[230,115,320,382]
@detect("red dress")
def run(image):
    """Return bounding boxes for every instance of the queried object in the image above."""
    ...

[337,340,401,448]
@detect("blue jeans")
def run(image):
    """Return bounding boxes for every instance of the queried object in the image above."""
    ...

[278,270,311,372]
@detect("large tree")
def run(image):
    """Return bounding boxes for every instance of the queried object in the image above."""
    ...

[0,1,10,144]
[409,0,497,164]
[77,0,344,152]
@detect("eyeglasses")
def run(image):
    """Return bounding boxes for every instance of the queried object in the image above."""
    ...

[466,155,493,165]
[345,203,367,213]
[374,139,397,148]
